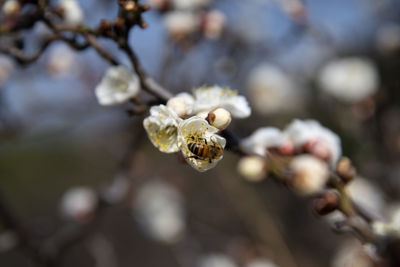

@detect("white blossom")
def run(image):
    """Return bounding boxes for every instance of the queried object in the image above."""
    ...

[95,66,140,106]
[289,155,329,196]
[202,10,226,40]
[199,254,237,267]
[167,92,195,118]
[284,119,341,166]
[59,0,84,26]
[164,11,200,38]
[172,0,211,10]
[245,259,278,267]
[60,187,98,223]
[47,44,79,78]
[318,57,379,103]
[240,127,285,156]
[247,64,303,115]
[206,107,232,130]
[193,86,251,118]
[133,180,185,244]
[177,116,226,172]
[143,105,183,153]
[237,156,266,182]
[2,0,20,16]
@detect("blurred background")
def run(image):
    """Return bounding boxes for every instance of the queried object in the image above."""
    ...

[0,0,400,266]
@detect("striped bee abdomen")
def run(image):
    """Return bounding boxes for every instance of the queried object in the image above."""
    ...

[188,142,209,158]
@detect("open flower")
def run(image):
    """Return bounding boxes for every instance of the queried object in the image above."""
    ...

[318,57,379,103]
[177,116,226,172]
[240,127,286,156]
[95,66,140,105]
[193,86,251,118]
[167,92,195,118]
[246,63,303,115]
[284,119,341,166]
[143,105,183,153]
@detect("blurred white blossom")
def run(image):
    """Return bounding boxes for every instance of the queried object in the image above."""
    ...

[284,119,342,165]
[60,187,98,223]
[2,0,20,16]
[95,66,140,106]
[237,156,266,182]
[289,155,329,195]
[240,127,285,156]
[193,86,251,118]
[47,45,79,78]
[202,10,226,40]
[143,104,182,153]
[318,57,379,103]
[167,92,195,118]
[245,258,279,267]
[164,11,200,38]
[247,64,303,115]
[133,180,185,244]
[59,0,84,26]
[199,254,238,267]
[178,116,226,172]
[172,0,211,10]
[0,55,15,87]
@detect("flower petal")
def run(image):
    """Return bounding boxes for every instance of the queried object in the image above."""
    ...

[143,105,182,153]
[177,116,226,172]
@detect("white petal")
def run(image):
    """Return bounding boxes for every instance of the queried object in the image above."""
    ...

[143,105,182,153]
[240,127,284,156]
[177,116,226,172]
[95,66,140,106]
[193,86,251,118]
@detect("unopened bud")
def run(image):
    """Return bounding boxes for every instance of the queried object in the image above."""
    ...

[2,0,20,16]
[289,155,330,196]
[336,157,356,183]
[166,93,194,118]
[313,190,339,215]
[206,108,232,130]
[237,156,266,182]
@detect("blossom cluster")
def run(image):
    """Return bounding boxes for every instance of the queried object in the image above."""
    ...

[239,119,341,195]
[146,0,226,42]
[143,86,251,172]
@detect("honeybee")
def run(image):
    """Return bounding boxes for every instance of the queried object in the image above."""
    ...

[187,137,223,163]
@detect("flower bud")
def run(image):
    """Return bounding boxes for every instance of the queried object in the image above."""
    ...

[313,190,339,215]
[206,108,232,130]
[2,0,20,16]
[237,156,266,182]
[289,155,330,196]
[60,187,98,223]
[336,157,356,183]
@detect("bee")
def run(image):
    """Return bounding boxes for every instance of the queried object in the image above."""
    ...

[187,137,223,163]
